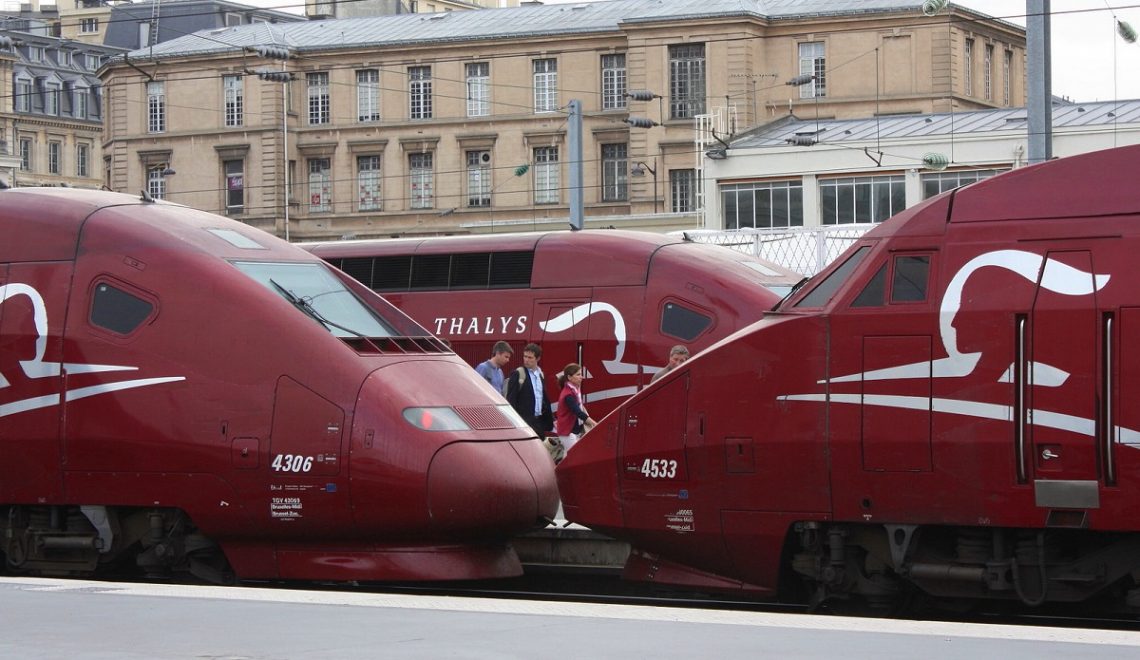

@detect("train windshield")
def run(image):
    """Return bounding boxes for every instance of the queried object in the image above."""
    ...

[234,261,398,338]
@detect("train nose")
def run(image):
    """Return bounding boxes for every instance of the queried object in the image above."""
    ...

[556,415,623,533]
[350,359,558,538]
[428,438,558,537]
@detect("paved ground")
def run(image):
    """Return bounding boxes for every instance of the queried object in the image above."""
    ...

[2,577,1139,659]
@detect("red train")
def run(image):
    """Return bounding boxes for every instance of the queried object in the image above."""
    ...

[0,188,557,583]
[304,231,799,420]
[559,145,1140,613]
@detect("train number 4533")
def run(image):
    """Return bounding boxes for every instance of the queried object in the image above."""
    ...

[639,458,677,479]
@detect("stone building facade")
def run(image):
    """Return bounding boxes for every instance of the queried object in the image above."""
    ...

[99,0,1027,239]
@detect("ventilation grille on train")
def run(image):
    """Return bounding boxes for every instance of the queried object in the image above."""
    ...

[341,336,450,355]
[453,405,515,430]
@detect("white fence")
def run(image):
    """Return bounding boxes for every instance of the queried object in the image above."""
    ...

[679,225,877,277]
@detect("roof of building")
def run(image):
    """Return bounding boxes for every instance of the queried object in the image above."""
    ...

[123,0,1011,61]
[730,99,1140,149]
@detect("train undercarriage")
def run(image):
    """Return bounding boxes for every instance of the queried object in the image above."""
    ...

[0,505,232,584]
[789,521,1140,614]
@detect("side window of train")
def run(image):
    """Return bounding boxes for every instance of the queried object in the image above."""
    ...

[661,302,712,342]
[851,263,887,307]
[890,255,930,303]
[89,281,155,335]
[794,246,871,308]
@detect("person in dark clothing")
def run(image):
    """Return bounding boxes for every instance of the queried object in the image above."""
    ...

[504,342,553,437]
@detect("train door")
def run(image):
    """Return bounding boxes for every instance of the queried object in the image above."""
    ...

[0,262,68,502]
[617,375,690,528]
[1113,307,1140,489]
[534,294,591,413]
[1026,250,1100,492]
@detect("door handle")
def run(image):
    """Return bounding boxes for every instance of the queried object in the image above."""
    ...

[1041,448,1059,461]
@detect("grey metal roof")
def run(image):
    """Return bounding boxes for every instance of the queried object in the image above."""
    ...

[730,100,1140,149]
[125,0,962,61]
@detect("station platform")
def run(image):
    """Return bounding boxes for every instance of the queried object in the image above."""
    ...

[3,577,1139,659]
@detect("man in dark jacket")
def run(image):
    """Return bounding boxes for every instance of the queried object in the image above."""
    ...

[505,342,554,437]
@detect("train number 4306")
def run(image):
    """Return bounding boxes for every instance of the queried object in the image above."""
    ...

[271,454,314,473]
[640,458,677,479]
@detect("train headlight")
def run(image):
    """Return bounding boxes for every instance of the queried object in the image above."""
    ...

[497,404,530,429]
[402,407,471,432]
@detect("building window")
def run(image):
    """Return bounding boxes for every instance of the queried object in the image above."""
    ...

[76,143,89,177]
[798,42,826,99]
[28,46,43,62]
[466,150,491,207]
[58,51,72,67]
[601,54,627,110]
[307,158,331,212]
[357,155,382,211]
[409,152,433,209]
[466,62,489,117]
[225,159,244,214]
[409,66,432,120]
[601,143,627,202]
[533,146,559,204]
[147,166,167,200]
[48,141,60,174]
[820,175,905,224]
[91,85,102,119]
[307,72,330,125]
[224,12,242,27]
[669,44,705,118]
[964,38,974,96]
[85,54,101,70]
[15,77,32,112]
[533,58,558,113]
[75,85,89,119]
[147,81,165,133]
[1003,50,1012,106]
[45,82,60,116]
[921,169,1003,198]
[721,180,804,229]
[984,43,993,101]
[671,169,697,213]
[223,75,243,127]
[19,138,31,171]
[80,18,99,33]
[357,69,380,122]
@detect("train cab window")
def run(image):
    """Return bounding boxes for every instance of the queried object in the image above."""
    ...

[90,282,154,335]
[795,246,871,308]
[890,255,930,302]
[661,302,712,341]
[851,263,887,308]
[234,261,399,338]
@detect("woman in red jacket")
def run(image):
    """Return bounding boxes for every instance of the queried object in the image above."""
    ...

[552,363,596,463]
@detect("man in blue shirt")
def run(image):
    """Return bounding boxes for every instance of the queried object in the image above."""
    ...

[505,342,553,437]
[475,340,513,393]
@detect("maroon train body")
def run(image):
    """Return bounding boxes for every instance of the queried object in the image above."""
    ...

[0,188,557,583]
[559,145,1140,612]
[304,231,798,421]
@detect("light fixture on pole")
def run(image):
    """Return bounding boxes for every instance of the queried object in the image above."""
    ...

[630,159,659,214]
[921,0,949,17]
